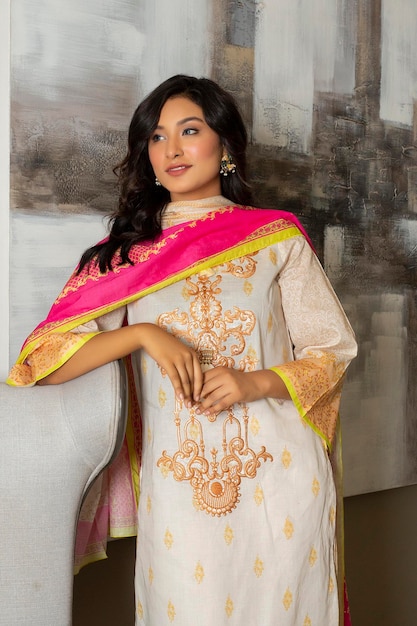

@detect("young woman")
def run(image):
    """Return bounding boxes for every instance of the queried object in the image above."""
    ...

[8,75,357,625]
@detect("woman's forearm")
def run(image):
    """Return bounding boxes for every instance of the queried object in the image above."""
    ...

[37,323,203,407]
[37,324,146,385]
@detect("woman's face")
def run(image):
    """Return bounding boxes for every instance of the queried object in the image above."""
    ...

[148,96,224,202]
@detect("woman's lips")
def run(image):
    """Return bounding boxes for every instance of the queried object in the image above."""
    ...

[165,164,191,176]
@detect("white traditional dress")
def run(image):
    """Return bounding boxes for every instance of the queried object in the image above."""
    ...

[119,198,356,625]
[9,196,356,625]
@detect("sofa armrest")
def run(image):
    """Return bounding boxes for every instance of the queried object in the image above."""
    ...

[0,361,127,626]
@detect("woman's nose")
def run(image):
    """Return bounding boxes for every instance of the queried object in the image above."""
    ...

[166,138,183,159]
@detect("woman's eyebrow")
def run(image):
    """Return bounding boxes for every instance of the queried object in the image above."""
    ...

[155,116,204,129]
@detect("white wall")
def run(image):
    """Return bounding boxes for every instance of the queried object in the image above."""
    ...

[0,0,10,381]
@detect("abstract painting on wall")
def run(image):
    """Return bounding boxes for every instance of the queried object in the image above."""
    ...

[10,0,417,496]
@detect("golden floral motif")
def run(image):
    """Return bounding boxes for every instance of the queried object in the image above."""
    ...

[328,577,335,594]
[149,567,154,584]
[194,561,205,584]
[159,387,167,408]
[309,547,317,567]
[137,601,143,619]
[250,417,260,436]
[181,285,190,300]
[303,616,312,626]
[159,464,169,478]
[141,355,147,374]
[225,595,234,617]
[243,280,253,295]
[146,495,151,514]
[254,556,264,578]
[283,517,294,539]
[329,506,336,524]
[164,529,173,550]
[147,427,152,444]
[312,477,320,497]
[221,254,258,278]
[282,588,293,611]
[189,421,200,440]
[224,524,234,545]
[269,248,277,265]
[245,346,259,370]
[281,447,292,469]
[167,600,176,622]
[254,484,264,506]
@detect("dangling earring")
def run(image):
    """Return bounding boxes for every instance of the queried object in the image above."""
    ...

[155,177,162,186]
[220,154,236,176]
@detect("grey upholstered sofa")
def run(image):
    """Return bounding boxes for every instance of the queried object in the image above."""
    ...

[0,361,128,626]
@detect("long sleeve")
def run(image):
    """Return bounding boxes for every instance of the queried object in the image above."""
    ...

[270,236,357,446]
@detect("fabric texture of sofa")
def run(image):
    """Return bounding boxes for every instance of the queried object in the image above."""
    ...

[0,360,127,626]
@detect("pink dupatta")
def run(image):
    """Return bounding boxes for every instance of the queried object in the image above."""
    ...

[8,205,310,386]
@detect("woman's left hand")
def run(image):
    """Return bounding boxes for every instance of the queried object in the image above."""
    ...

[195,366,290,417]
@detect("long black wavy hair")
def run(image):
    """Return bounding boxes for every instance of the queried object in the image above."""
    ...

[78,74,253,273]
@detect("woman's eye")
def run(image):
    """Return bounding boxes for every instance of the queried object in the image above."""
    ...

[183,128,198,136]
[151,133,164,142]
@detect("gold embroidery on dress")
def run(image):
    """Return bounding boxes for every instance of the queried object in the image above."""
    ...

[194,561,205,584]
[254,556,264,577]
[309,547,318,567]
[282,588,293,611]
[254,484,264,506]
[221,254,258,278]
[157,401,272,516]
[159,387,167,408]
[167,600,176,622]
[281,447,292,468]
[312,476,320,496]
[164,529,173,549]
[137,600,144,619]
[269,248,277,265]
[283,517,294,539]
[250,417,260,436]
[156,258,273,515]
[158,269,257,370]
[224,524,234,545]
[243,280,253,295]
[225,595,234,617]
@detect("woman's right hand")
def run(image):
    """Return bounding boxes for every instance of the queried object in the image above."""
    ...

[136,323,203,407]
